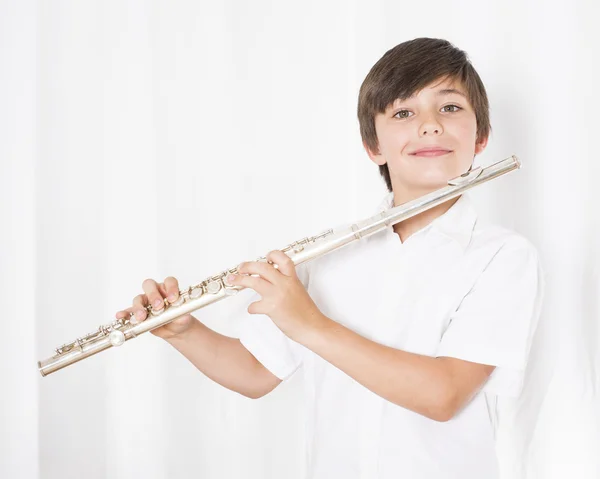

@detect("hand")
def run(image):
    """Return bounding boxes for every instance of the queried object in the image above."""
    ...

[226,250,327,342]
[114,276,196,340]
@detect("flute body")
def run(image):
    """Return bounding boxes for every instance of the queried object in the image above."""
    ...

[38,155,521,376]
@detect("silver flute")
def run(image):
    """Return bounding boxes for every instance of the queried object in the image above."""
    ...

[38,155,521,377]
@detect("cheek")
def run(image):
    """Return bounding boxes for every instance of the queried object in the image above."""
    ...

[452,117,478,140]
[378,125,409,154]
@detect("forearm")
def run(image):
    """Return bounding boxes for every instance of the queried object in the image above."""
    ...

[166,318,275,399]
[298,316,452,421]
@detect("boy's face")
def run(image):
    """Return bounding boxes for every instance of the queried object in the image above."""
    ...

[365,76,488,197]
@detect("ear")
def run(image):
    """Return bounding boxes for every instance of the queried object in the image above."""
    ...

[363,140,384,165]
[474,135,489,155]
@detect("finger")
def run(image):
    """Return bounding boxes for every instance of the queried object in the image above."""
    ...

[115,306,134,320]
[156,282,169,301]
[227,272,271,293]
[132,294,150,322]
[238,258,282,285]
[157,282,179,305]
[142,278,166,311]
[266,250,296,277]
[163,276,180,303]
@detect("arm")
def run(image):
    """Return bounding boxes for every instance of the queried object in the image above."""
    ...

[298,316,495,422]
[166,318,282,399]
[227,252,496,418]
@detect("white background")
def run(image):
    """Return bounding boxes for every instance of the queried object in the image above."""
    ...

[1,1,598,478]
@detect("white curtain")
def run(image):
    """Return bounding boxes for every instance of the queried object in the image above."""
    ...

[2,1,598,478]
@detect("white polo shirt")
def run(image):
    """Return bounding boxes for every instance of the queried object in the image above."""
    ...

[237,191,545,479]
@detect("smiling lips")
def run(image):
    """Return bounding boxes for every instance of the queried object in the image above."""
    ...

[410,147,453,157]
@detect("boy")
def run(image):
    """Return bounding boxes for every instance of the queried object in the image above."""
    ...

[118,37,544,479]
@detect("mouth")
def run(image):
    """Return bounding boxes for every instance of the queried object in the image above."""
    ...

[410,150,452,157]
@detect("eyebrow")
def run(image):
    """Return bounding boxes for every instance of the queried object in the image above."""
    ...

[437,88,467,98]
[403,88,467,100]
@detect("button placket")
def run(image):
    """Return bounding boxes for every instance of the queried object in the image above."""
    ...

[370,238,409,345]
[356,232,405,477]
[358,394,385,479]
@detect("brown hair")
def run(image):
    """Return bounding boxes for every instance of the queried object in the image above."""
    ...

[357,37,491,192]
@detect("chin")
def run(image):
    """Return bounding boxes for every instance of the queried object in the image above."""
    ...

[405,179,449,195]
[414,168,463,187]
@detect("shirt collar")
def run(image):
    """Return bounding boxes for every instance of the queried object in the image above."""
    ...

[376,191,478,251]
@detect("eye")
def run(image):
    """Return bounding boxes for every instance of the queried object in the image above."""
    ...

[393,109,413,119]
[442,104,462,112]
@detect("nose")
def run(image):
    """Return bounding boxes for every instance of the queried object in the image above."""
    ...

[419,117,443,136]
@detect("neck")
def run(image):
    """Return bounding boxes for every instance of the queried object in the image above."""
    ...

[391,194,461,244]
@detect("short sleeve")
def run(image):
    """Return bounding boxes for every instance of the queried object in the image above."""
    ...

[434,238,545,398]
[236,261,311,381]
